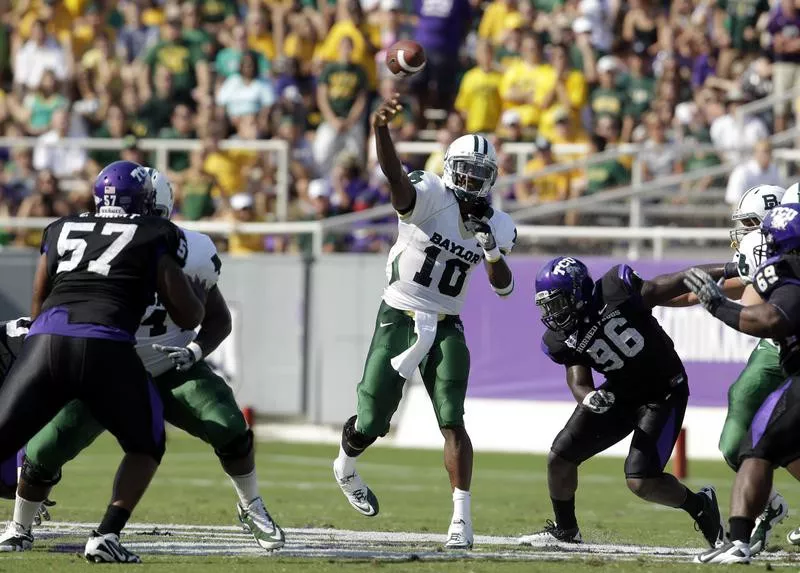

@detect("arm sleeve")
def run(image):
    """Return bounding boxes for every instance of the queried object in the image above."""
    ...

[39,222,53,255]
[541,332,581,366]
[163,222,188,268]
[601,264,645,306]
[766,283,800,332]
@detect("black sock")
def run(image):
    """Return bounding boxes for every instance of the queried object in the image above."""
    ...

[551,497,578,531]
[679,488,705,519]
[97,505,131,536]
[729,516,755,544]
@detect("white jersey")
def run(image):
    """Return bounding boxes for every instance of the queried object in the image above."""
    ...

[382,171,516,315]
[135,229,221,377]
[732,229,765,285]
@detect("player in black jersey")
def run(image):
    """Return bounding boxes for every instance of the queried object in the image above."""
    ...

[520,256,736,549]
[0,318,30,500]
[0,160,206,563]
[688,204,800,564]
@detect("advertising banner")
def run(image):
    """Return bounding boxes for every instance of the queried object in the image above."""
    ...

[461,257,757,407]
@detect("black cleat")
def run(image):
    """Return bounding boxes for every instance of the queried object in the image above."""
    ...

[694,486,725,548]
[519,520,583,545]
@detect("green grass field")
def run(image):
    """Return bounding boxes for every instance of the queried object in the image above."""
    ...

[4,430,800,571]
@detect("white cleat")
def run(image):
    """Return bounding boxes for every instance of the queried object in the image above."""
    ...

[750,492,788,554]
[694,540,751,564]
[84,531,141,563]
[0,521,33,552]
[444,519,473,550]
[787,525,800,545]
[237,497,286,550]
[332,462,379,517]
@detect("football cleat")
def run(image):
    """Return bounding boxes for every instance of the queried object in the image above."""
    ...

[0,522,33,552]
[84,531,141,563]
[750,492,788,554]
[333,463,379,517]
[444,519,473,550]
[518,520,583,545]
[237,497,286,550]
[694,486,725,548]
[694,540,751,564]
[786,525,800,545]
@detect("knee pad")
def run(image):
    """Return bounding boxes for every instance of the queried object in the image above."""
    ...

[341,415,377,457]
[21,456,62,488]
[215,429,254,463]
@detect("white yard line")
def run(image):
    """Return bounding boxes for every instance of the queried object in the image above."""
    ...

[32,522,800,565]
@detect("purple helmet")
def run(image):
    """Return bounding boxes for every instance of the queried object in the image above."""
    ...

[535,257,594,333]
[93,160,155,215]
[756,203,800,261]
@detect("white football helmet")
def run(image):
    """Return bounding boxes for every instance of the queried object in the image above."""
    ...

[730,184,785,247]
[782,182,800,205]
[147,167,174,219]
[442,134,498,202]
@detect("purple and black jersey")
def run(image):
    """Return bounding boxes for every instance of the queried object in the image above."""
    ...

[37,213,187,339]
[542,265,686,398]
[752,255,800,374]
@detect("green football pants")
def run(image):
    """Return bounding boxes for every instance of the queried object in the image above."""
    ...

[719,339,785,468]
[25,360,248,478]
[355,301,470,437]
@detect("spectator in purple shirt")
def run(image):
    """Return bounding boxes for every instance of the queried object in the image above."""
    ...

[769,0,800,131]
[116,1,159,63]
[411,0,473,111]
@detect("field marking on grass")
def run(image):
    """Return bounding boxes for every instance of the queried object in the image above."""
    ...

[33,521,800,565]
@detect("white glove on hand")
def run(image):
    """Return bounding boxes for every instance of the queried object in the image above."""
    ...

[582,389,615,414]
[153,342,202,372]
[683,268,725,313]
[464,215,501,262]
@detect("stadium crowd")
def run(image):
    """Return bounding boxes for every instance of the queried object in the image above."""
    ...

[0,0,791,252]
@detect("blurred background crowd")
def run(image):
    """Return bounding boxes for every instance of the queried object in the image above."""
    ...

[0,0,794,253]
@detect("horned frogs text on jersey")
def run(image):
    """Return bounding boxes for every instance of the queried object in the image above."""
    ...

[732,230,765,285]
[136,229,221,377]
[382,170,516,315]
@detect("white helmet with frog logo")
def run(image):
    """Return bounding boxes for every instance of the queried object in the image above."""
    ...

[730,184,785,248]
[442,134,498,203]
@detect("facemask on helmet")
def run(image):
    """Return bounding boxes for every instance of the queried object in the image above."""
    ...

[442,135,498,202]
[730,184,785,248]
[534,257,594,334]
[755,203,800,262]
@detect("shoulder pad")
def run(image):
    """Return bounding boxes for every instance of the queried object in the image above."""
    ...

[752,256,800,297]
[488,209,517,255]
[407,170,445,193]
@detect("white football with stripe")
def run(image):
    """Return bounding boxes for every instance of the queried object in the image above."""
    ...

[386,40,426,78]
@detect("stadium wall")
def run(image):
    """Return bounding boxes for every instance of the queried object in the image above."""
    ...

[0,253,753,460]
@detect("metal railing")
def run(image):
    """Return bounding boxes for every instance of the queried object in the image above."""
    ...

[0,216,738,260]
[0,136,291,220]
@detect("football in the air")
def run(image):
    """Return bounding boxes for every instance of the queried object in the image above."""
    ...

[386,40,426,78]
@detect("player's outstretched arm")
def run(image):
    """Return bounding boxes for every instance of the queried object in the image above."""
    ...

[156,255,206,330]
[663,277,745,307]
[373,94,416,214]
[30,254,50,320]
[640,262,735,308]
[192,285,232,357]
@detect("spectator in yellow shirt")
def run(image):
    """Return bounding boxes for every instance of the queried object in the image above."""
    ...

[226,192,266,255]
[313,0,379,89]
[454,42,503,133]
[499,33,546,127]
[535,44,587,141]
[202,128,256,200]
[516,137,570,205]
[478,0,520,45]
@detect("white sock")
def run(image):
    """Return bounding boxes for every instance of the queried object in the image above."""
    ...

[13,495,40,530]
[452,488,471,523]
[228,469,260,507]
[334,444,357,477]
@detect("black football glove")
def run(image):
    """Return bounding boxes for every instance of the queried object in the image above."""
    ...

[582,389,615,414]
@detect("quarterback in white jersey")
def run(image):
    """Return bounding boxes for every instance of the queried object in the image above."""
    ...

[332,96,516,550]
